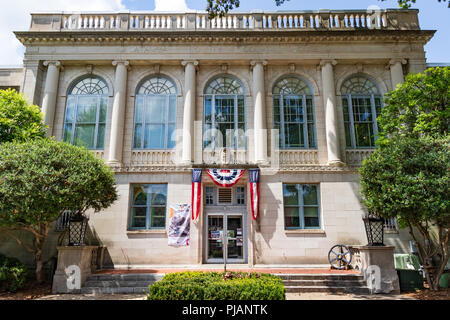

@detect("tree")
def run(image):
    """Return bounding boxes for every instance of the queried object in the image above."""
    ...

[0,89,47,144]
[360,67,450,291]
[0,138,118,283]
[206,0,448,18]
[359,137,449,291]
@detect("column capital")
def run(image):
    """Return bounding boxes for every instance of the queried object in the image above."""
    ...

[389,58,407,66]
[319,59,337,68]
[112,60,130,68]
[43,60,63,70]
[250,60,268,68]
[181,60,199,67]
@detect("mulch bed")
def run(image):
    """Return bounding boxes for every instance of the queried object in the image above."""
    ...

[403,282,450,300]
[0,282,52,300]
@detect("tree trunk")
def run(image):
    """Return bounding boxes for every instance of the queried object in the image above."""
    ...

[35,249,45,283]
[33,224,49,284]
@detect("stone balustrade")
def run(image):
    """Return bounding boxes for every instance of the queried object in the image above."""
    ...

[345,149,375,166]
[277,150,319,165]
[28,9,420,32]
[203,148,247,165]
[131,150,175,166]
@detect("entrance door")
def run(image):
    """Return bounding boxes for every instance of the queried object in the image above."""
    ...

[206,213,245,263]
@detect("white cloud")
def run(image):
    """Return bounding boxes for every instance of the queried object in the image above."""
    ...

[0,0,125,66]
[154,0,189,12]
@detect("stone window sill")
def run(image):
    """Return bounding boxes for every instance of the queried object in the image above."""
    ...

[285,229,326,234]
[127,229,167,234]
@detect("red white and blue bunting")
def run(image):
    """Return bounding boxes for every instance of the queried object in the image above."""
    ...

[191,169,202,221]
[249,169,260,220]
[206,169,245,188]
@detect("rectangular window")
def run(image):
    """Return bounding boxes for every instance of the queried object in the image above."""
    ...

[205,187,214,205]
[129,184,167,230]
[283,184,320,229]
[236,187,245,205]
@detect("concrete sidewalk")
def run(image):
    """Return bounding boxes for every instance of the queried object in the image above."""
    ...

[35,292,416,300]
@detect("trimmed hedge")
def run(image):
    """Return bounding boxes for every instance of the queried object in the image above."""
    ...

[0,254,27,292]
[147,271,286,300]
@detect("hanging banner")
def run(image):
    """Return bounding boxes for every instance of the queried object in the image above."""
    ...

[206,169,245,187]
[191,169,202,220]
[168,204,191,247]
[249,168,260,220]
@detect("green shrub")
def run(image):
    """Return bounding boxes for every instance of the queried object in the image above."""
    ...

[0,254,28,292]
[147,271,286,300]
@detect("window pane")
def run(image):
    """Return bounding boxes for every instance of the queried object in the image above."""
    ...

[345,123,352,148]
[99,98,107,122]
[238,97,245,123]
[354,123,373,147]
[307,123,315,148]
[204,96,213,124]
[135,97,145,123]
[283,184,299,205]
[284,207,300,228]
[304,207,319,228]
[273,97,280,124]
[169,96,177,123]
[133,186,147,205]
[132,207,147,228]
[96,124,105,149]
[76,97,98,122]
[285,123,304,148]
[303,185,318,205]
[74,124,95,148]
[63,124,73,144]
[167,124,176,149]
[342,97,349,122]
[151,207,166,228]
[144,124,165,149]
[151,185,167,205]
[134,124,142,148]
[146,96,166,123]
[65,97,76,122]
[236,123,245,149]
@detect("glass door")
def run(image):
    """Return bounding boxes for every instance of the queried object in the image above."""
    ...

[206,213,245,263]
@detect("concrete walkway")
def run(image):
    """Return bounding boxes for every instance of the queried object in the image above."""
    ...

[35,292,416,301]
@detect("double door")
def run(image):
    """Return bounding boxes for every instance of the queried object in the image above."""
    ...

[205,213,246,263]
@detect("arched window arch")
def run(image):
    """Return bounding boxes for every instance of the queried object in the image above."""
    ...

[203,75,245,149]
[272,76,316,148]
[133,75,177,149]
[341,75,383,148]
[63,76,109,149]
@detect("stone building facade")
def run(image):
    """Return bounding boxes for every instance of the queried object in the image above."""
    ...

[0,9,435,268]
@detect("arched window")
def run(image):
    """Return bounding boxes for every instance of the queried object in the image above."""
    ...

[63,76,109,149]
[204,75,245,149]
[133,76,177,149]
[273,76,316,148]
[341,75,383,148]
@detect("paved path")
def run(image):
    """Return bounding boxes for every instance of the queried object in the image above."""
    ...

[36,292,416,300]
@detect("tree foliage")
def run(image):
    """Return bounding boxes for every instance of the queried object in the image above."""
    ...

[0,138,118,282]
[360,67,450,291]
[0,89,47,144]
[378,67,450,144]
[206,0,448,18]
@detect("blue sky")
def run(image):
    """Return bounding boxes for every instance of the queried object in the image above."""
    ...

[0,0,448,65]
[124,0,449,63]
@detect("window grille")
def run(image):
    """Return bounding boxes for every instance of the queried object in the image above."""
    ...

[218,188,232,204]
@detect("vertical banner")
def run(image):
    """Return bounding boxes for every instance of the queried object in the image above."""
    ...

[191,169,202,220]
[249,168,260,220]
[168,204,191,247]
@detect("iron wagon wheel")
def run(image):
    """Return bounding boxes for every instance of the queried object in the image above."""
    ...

[328,244,352,270]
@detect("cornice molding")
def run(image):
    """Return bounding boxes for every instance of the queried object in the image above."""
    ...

[14,30,436,46]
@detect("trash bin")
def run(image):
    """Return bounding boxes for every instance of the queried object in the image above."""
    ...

[394,254,424,291]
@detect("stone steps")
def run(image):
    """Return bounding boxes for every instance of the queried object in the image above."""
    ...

[276,273,370,294]
[81,273,164,295]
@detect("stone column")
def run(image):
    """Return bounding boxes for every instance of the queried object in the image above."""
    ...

[42,61,62,136]
[251,60,268,164]
[389,58,407,89]
[320,59,344,166]
[181,60,198,165]
[108,60,129,165]
[21,60,45,106]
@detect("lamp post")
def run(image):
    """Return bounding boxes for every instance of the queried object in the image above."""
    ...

[68,213,89,246]
[363,212,385,246]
